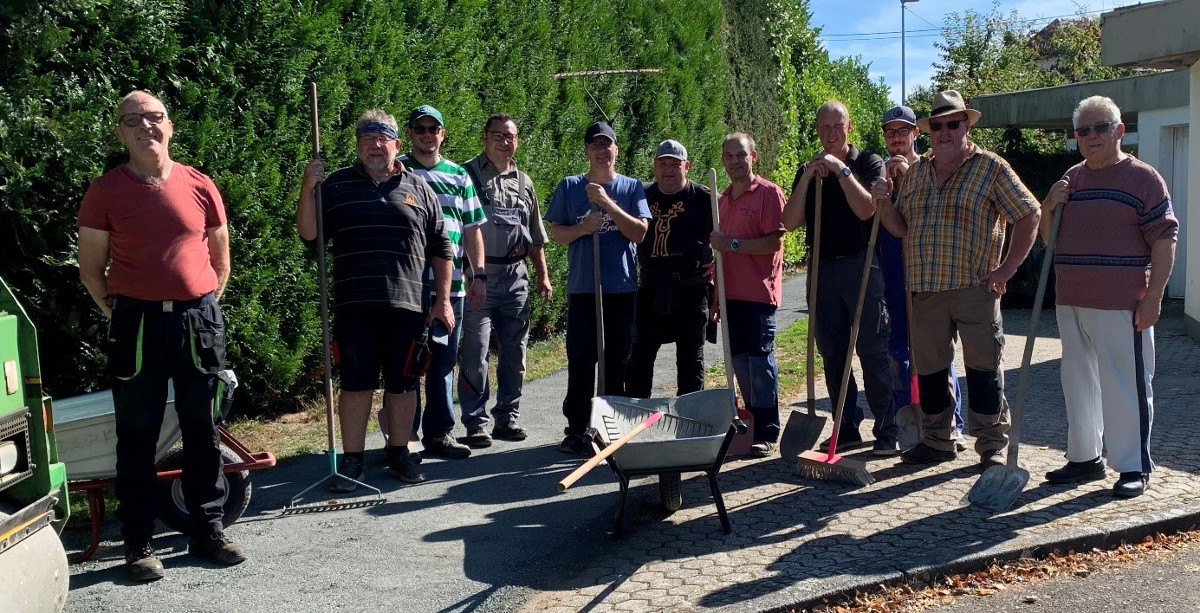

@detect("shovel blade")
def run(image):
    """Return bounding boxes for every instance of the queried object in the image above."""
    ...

[967,465,1031,512]
[779,409,827,461]
[895,403,923,451]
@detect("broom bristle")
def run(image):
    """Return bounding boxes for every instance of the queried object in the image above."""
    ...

[796,452,875,486]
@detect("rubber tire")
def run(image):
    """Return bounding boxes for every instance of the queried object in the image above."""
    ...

[0,503,68,613]
[658,472,682,512]
[156,446,251,534]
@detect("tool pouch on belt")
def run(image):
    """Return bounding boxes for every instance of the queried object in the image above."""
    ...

[403,325,433,378]
[187,302,227,375]
[482,206,532,262]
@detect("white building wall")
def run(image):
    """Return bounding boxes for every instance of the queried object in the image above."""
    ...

[1187,61,1200,337]
[1138,106,1190,298]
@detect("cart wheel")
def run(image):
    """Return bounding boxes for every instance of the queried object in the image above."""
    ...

[156,446,251,534]
[659,472,682,512]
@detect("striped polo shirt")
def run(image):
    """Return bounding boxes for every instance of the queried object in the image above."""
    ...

[401,154,487,298]
[897,143,1038,293]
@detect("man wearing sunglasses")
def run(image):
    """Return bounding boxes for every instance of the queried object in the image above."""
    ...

[878,90,1041,470]
[458,114,552,447]
[78,90,244,581]
[399,105,488,461]
[1039,96,1177,498]
[784,100,896,456]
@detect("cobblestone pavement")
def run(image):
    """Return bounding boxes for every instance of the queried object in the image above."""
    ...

[520,302,1200,613]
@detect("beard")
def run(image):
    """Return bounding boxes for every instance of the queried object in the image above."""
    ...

[359,152,395,172]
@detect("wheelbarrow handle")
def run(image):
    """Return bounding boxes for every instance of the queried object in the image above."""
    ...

[557,412,663,492]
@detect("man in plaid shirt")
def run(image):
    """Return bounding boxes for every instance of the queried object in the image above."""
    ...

[877,90,1041,469]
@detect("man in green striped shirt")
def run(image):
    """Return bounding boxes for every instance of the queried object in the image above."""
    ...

[400,105,487,460]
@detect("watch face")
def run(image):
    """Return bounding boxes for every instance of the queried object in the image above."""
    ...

[841,166,852,177]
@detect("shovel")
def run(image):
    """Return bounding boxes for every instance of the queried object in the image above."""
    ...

[894,286,923,451]
[780,177,827,460]
[968,203,1064,512]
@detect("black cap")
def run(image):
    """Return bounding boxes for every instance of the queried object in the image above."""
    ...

[584,121,617,145]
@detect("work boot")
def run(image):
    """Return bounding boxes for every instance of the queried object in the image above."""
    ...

[1045,457,1106,484]
[1113,471,1149,498]
[979,449,1004,469]
[492,421,528,441]
[387,447,426,484]
[559,434,594,458]
[463,428,493,448]
[900,442,957,465]
[125,542,165,582]
[189,532,247,566]
[748,441,778,458]
[328,454,363,493]
[422,432,472,459]
[871,439,900,457]
[818,429,866,452]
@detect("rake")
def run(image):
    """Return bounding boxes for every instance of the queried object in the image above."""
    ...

[283,83,385,514]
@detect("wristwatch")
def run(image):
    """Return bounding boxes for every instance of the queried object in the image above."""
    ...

[730,238,740,252]
[840,165,853,178]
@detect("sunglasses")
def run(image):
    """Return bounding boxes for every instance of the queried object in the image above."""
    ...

[119,112,167,127]
[928,119,963,132]
[409,125,442,135]
[1074,121,1114,137]
[884,127,913,138]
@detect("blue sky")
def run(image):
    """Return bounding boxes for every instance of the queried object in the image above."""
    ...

[807,0,1125,104]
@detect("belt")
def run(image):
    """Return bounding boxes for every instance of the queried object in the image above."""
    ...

[113,292,214,313]
[485,255,525,266]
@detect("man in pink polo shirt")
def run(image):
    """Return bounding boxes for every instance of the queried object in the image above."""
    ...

[710,133,787,457]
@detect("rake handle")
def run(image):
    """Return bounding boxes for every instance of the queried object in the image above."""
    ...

[558,412,663,491]
[806,178,823,418]
[309,82,337,454]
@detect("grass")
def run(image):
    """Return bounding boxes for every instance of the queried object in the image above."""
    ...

[704,317,818,401]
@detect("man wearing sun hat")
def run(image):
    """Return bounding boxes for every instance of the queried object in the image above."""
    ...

[877,90,1041,469]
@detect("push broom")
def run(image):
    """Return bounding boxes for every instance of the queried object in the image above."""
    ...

[283,83,385,514]
[796,176,883,487]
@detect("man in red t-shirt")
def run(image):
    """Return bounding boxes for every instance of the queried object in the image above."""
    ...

[77,90,243,582]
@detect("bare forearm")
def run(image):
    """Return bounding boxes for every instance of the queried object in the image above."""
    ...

[1146,238,1176,297]
[782,174,811,231]
[529,245,549,279]
[296,186,318,241]
[549,222,590,244]
[999,210,1042,273]
[607,206,648,243]
[737,231,784,255]
[840,176,875,220]
[880,201,907,238]
[465,225,486,274]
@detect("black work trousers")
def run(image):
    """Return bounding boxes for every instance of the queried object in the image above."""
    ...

[563,292,636,436]
[625,281,710,398]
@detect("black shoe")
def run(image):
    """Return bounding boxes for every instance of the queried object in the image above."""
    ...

[871,439,900,457]
[979,449,1005,469]
[328,454,363,493]
[387,448,426,483]
[492,421,528,441]
[463,428,493,448]
[189,532,247,566]
[748,441,778,458]
[422,433,472,459]
[900,442,957,465]
[1113,471,1149,498]
[1045,457,1106,484]
[559,434,594,458]
[125,542,165,582]
[818,430,866,452]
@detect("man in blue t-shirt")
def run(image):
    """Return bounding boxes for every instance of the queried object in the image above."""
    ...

[545,121,651,455]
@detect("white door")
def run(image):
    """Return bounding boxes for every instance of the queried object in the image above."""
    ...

[1167,126,1188,298]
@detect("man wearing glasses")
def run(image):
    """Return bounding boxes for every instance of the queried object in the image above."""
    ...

[878,90,1040,469]
[400,105,487,461]
[297,109,454,489]
[78,91,243,581]
[784,100,896,456]
[1039,96,1177,498]
[457,114,552,446]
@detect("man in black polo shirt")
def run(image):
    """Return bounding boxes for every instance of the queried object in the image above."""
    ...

[626,139,713,398]
[783,100,897,455]
[297,109,454,491]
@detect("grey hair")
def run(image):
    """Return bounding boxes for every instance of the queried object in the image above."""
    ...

[723,132,757,153]
[1072,96,1122,128]
[355,109,399,133]
[116,90,168,117]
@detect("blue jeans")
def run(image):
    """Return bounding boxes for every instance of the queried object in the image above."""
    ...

[726,299,779,443]
[414,296,464,440]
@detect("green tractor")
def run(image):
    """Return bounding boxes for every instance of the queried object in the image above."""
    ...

[0,275,70,612]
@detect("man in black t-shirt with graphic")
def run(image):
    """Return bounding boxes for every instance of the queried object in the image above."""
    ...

[626,140,714,398]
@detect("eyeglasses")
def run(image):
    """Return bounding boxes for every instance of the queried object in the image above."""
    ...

[118,112,167,127]
[488,131,518,143]
[1074,121,1114,137]
[356,134,395,145]
[409,125,441,135]
[884,127,913,138]
[928,119,963,132]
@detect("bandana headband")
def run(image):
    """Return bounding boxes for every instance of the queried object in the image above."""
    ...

[356,121,399,140]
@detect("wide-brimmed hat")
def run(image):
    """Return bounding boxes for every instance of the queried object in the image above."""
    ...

[916,90,981,131]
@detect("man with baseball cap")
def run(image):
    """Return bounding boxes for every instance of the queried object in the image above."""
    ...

[878,90,1041,468]
[545,121,651,456]
[626,140,714,398]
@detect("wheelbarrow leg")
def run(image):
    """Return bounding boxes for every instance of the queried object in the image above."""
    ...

[612,472,630,540]
[708,471,732,534]
[73,487,106,564]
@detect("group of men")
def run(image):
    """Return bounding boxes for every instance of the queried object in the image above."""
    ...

[77,86,1175,583]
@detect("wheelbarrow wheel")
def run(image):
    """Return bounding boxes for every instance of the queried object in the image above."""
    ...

[659,472,682,512]
[156,446,251,535]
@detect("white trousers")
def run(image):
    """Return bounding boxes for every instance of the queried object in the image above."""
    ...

[1057,305,1155,474]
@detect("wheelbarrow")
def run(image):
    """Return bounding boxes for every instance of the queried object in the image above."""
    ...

[52,370,275,563]
[586,389,736,539]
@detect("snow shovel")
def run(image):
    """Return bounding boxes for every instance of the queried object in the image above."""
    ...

[968,203,1064,512]
[780,177,827,461]
[708,169,748,437]
[284,82,384,514]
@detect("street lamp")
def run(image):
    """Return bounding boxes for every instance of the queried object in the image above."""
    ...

[901,0,920,104]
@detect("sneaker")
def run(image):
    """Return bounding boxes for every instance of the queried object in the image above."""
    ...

[463,428,493,449]
[818,430,867,452]
[900,442,957,465]
[953,430,968,452]
[189,532,247,566]
[979,449,1005,469]
[1113,471,1149,498]
[125,542,165,582]
[1045,457,1106,484]
[871,439,900,457]
[422,433,472,459]
[387,448,426,483]
[328,454,363,493]
[492,421,528,441]
[748,441,778,458]
[559,434,594,457]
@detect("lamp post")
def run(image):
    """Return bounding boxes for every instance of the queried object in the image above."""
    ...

[901,0,920,104]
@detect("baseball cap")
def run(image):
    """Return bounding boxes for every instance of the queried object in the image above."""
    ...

[408,105,444,126]
[654,140,688,160]
[584,121,617,145]
[881,105,917,127]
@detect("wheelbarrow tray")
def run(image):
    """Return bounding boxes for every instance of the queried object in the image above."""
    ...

[52,383,181,481]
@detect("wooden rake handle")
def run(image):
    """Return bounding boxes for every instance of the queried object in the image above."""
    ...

[557,411,663,492]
